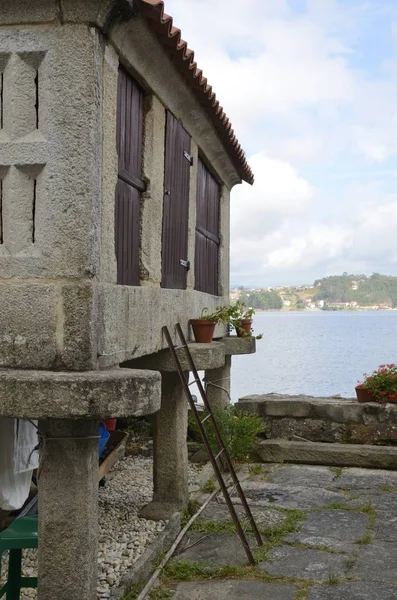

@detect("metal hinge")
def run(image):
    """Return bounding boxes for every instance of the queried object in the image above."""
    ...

[183,151,193,165]
[180,259,190,270]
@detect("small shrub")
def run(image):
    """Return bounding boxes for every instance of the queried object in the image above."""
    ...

[188,407,265,461]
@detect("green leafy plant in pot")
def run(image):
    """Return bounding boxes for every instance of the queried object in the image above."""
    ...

[225,301,262,339]
[356,364,397,403]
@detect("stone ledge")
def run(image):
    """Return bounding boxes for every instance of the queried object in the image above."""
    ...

[258,440,397,469]
[0,368,161,419]
[236,393,397,424]
[122,342,226,372]
[123,336,256,373]
[221,336,256,356]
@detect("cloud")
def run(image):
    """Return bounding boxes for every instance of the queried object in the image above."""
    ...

[165,0,397,285]
[231,153,315,241]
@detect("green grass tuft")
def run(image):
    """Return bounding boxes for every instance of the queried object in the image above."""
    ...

[249,464,263,477]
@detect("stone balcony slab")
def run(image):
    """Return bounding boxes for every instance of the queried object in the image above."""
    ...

[221,336,256,356]
[0,368,161,419]
[123,341,226,372]
[124,336,256,373]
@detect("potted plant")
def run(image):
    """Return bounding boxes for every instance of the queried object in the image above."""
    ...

[224,301,262,339]
[190,307,224,343]
[356,364,397,403]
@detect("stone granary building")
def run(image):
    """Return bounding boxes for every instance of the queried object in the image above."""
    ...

[0,0,254,598]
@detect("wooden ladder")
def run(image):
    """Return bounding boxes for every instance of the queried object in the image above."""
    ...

[163,324,263,565]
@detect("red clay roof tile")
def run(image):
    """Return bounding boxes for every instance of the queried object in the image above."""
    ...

[137,0,254,184]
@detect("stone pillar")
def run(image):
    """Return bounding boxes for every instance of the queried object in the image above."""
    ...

[140,372,188,520]
[204,356,232,411]
[38,419,99,600]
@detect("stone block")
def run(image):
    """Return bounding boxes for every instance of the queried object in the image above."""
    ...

[257,440,397,469]
[171,580,297,600]
[61,0,136,31]
[312,400,364,424]
[286,509,369,552]
[258,545,348,581]
[123,341,225,372]
[98,285,228,368]
[176,532,255,567]
[307,582,397,600]
[266,417,347,443]
[264,400,312,418]
[62,282,99,371]
[222,336,256,356]
[0,283,58,369]
[353,542,397,583]
[0,25,102,279]
[0,368,161,419]
[0,0,57,25]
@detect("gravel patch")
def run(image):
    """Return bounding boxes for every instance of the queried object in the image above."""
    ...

[0,456,205,599]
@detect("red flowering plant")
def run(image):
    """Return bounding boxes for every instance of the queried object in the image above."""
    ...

[357,364,397,403]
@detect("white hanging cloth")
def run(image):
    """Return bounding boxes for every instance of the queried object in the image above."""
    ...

[0,418,39,511]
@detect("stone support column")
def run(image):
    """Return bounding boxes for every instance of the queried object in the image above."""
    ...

[38,419,99,600]
[140,372,188,520]
[205,356,232,411]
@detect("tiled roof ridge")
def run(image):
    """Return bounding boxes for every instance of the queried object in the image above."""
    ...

[137,0,254,184]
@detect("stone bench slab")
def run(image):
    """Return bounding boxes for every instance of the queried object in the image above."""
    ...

[0,368,161,419]
[258,440,397,469]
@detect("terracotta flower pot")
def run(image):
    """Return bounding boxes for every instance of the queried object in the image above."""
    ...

[355,386,377,403]
[190,319,216,343]
[104,418,117,431]
[236,319,252,337]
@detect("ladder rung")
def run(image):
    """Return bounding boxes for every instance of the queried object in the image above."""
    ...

[188,379,199,386]
[215,448,225,460]
[201,413,212,424]
[174,344,185,350]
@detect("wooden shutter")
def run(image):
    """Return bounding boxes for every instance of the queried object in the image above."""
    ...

[161,112,192,289]
[194,158,220,295]
[115,67,145,286]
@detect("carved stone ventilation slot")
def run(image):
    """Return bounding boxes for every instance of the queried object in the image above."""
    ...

[32,178,37,243]
[34,70,39,129]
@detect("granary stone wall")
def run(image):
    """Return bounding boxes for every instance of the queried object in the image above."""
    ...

[0,0,238,372]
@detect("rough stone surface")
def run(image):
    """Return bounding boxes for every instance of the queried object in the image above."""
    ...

[125,341,226,373]
[0,368,161,419]
[373,513,397,542]
[353,542,397,582]
[205,356,231,411]
[38,419,99,600]
[286,510,369,552]
[171,580,297,600]
[238,394,397,446]
[228,481,352,510]
[259,545,348,581]
[0,283,58,369]
[151,462,397,598]
[222,336,256,356]
[329,467,397,491]
[197,502,288,531]
[141,372,189,520]
[258,440,397,469]
[307,582,397,600]
[265,464,336,488]
[177,532,255,567]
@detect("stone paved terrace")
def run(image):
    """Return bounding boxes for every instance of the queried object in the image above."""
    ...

[148,462,397,599]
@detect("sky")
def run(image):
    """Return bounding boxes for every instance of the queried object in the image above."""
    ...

[165,0,397,287]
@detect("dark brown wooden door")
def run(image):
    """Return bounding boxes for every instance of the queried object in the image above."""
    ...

[161,112,192,289]
[194,158,220,295]
[115,67,145,286]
